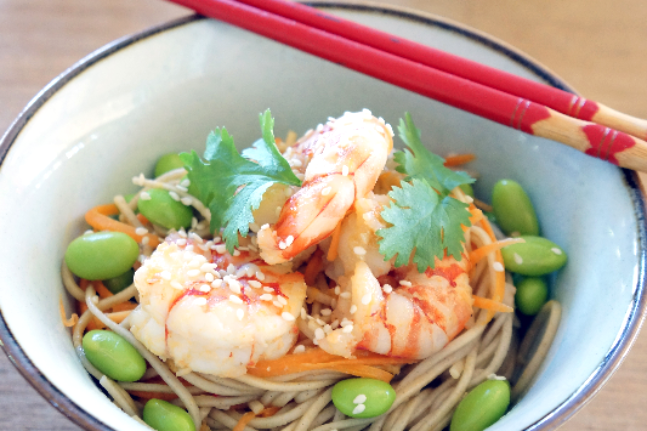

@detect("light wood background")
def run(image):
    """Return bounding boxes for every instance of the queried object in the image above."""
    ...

[1,0,646,430]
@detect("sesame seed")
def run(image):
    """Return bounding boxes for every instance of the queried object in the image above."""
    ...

[171,281,183,290]
[278,296,288,306]
[176,238,187,246]
[188,260,201,269]
[353,246,367,256]
[211,279,223,288]
[383,284,393,293]
[191,217,198,229]
[493,262,505,272]
[180,179,191,188]
[353,394,367,404]
[352,404,366,415]
[294,345,306,353]
[227,264,236,274]
[331,320,340,329]
[273,300,283,308]
[285,235,294,247]
[237,309,245,320]
[320,308,332,316]
[233,249,241,257]
[399,280,412,287]
[140,192,151,200]
[551,247,563,255]
[187,269,200,277]
[263,286,274,293]
[361,293,371,305]
[227,279,242,294]
[185,245,194,252]
[278,241,287,250]
[342,165,349,176]
[160,271,172,280]
[176,185,188,192]
[249,280,262,288]
[323,324,332,334]
[213,236,222,243]
[340,318,352,327]
[350,305,358,314]
[178,229,187,238]
[334,286,341,295]
[514,253,524,264]
[229,295,243,304]
[214,244,227,254]
[195,297,207,306]
[198,284,211,292]
[142,236,150,245]
[135,227,149,235]
[340,292,351,299]
[282,312,295,321]
[315,328,325,340]
[321,187,332,196]
[342,325,354,334]
[169,191,180,201]
[260,294,273,301]
[200,263,215,272]
[256,271,266,281]
[181,197,192,206]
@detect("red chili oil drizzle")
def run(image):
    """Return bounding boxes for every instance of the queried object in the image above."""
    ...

[424,263,465,287]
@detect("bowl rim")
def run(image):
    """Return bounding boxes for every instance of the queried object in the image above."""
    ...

[0,3,645,431]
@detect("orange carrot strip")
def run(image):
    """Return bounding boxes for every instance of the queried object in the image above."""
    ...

[327,222,343,261]
[444,153,476,167]
[472,295,513,313]
[479,217,506,322]
[469,238,524,265]
[59,298,79,327]
[111,301,137,312]
[136,213,149,225]
[469,206,484,226]
[258,406,281,417]
[303,249,324,286]
[233,412,256,431]
[85,204,160,247]
[93,280,113,299]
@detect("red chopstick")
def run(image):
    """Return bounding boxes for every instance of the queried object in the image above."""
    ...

[167,0,647,172]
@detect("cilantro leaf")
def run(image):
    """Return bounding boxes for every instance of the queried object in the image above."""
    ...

[180,109,301,252]
[377,179,472,272]
[394,112,474,194]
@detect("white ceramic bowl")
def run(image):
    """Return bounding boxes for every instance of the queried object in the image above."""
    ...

[0,4,645,431]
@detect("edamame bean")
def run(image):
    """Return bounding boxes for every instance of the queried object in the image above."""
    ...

[154,153,184,178]
[515,277,548,316]
[331,378,396,418]
[103,269,134,294]
[65,232,139,280]
[143,399,194,431]
[501,236,567,276]
[138,188,193,230]
[450,379,510,431]
[459,183,474,198]
[82,330,146,382]
[492,179,539,236]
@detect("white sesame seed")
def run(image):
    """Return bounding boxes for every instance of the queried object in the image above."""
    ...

[191,217,198,229]
[227,264,236,274]
[277,296,288,306]
[249,280,262,288]
[233,249,241,257]
[342,165,349,176]
[341,318,352,327]
[169,191,180,201]
[260,294,273,301]
[353,394,367,404]
[342,324,354,333]
[282,312,295,321]
[320,308,332,316]
[189,233,204,243]
[383,284,393,293]
[135,227,149,235]
[256,271,266,281]
[187,269,200,277]
[278,241,287,250]
[273,300,283,308]
[178,229,187,238]
[294,345,306,353]
[353,246,367,256]
[188,259,202,269]
[200,263,215,272]
[194,297,207,306]
[229,295,243,304]
[321,187,332,196]
[171,281,183,290]
[334,286,341,295]
[493,262,505,272]
[237,309,245,320]
[331,319,340,329]
[180,179,191,188]
[176,238,187,246]
[350,305,358,314]
[142,236,150,245]
[315,328,325,340]
[352,404,366,415]
[285,235,294,246]
[140,192,151,200]
[514,253,524,264]
[323,324,332,335]
[340,292,351,299]
[214,244,227,254]
[185,245,194,252]
[361,293,371,305]
[551,247,563,255]
[399,280,412,287]
[263,286,274,293]
[198,284,211,292]
[227,279,242,294]
[211,279,223,288]
[181,197,192,206]
[316,318,325,326]
[176,185,188,192]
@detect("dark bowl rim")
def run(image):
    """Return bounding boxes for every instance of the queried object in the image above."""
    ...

[0,3,645,431]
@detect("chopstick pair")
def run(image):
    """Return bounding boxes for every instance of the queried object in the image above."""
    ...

[167,0,647,172]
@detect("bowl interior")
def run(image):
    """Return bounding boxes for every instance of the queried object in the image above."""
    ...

[0,6,643,431]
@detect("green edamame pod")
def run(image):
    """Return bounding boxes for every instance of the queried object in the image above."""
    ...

[103,269,135,294]
[138,188,193,230]
[332,378,396,418]
[143,399,194,431]
[82,330,146,382]
[492,179,539,236]
[515,277,549,316]
[154,153,185,178]
[501,236,567,276]
[65,232,139,280]
[450,379,510,431]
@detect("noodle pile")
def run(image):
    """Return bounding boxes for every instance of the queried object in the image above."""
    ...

[61,152,555,431]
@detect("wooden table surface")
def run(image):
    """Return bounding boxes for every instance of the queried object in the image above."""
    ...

[1,0,646,430]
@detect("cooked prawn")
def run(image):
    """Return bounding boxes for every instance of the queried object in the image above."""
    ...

[129,233,307,377]
[257,110,394,264]
[318,195,473,359]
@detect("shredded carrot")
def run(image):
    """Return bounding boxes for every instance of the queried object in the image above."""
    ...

[111,301,137,312]
[478,217,507,322]
[89,311,133,330]
[85,204,160,247]
[444,153,476,167]
[258,406,281,417]
[327,222,343,261]
[469,206,484,225]
[469,238,524,265]
[59,297,79,328]
[136,213,149,225]
[93,280,113,299]
[303,249,324,286]
[233,412,256,431]
[472,295,513,313]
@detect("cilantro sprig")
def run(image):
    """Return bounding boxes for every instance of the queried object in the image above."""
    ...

[180,109,301,252]
[377,113,475,272]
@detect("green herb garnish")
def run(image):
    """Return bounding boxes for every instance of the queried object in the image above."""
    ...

[377,113,475,272]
